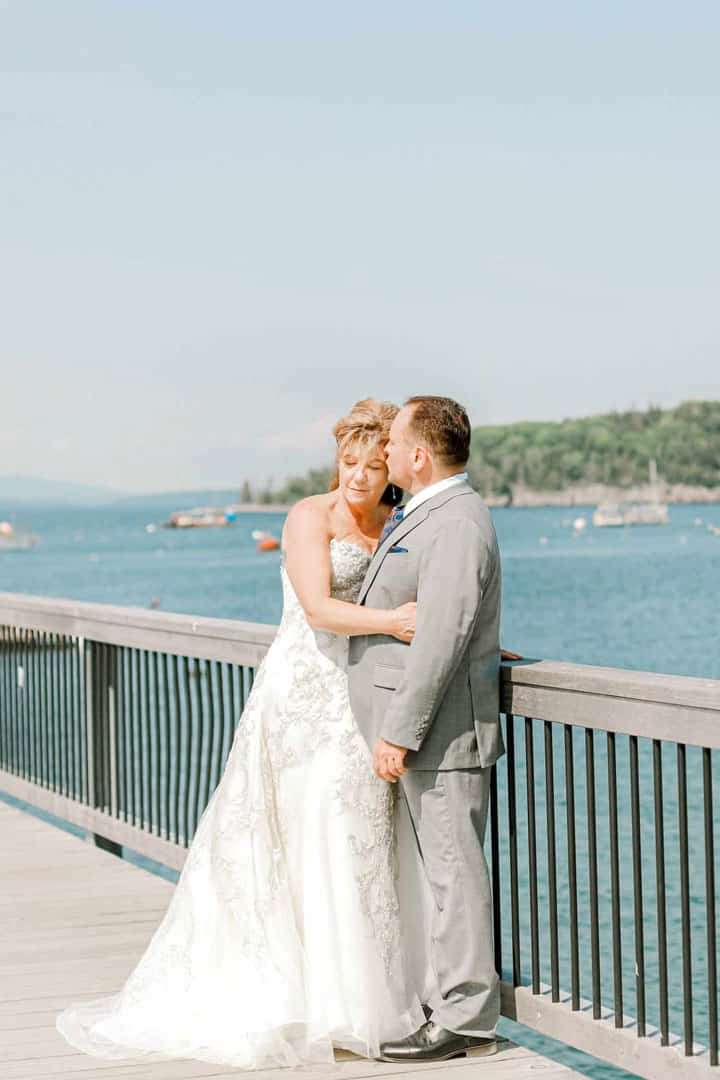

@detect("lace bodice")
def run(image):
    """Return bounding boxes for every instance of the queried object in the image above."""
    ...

[279,538,373,644]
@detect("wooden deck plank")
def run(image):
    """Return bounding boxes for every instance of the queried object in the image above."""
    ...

[0,801,581,1079]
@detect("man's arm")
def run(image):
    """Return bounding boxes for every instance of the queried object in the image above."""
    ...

[379,517,493,753]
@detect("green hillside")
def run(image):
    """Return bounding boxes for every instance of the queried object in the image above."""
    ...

[467,400,720,496]
[253,400,720,503]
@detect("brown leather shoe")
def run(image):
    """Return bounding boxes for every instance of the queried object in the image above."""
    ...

[378,1020,497,1062]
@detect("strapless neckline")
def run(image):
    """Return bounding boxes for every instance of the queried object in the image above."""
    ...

[330,537,375,559]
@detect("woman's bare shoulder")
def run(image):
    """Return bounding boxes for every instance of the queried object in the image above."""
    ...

[283,493,335,538]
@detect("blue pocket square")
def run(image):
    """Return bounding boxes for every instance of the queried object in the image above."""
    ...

[388,546,408,553]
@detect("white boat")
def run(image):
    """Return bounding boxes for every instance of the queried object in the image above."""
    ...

[593,460,669,528]
[0,521,39,550]
[163,506,237,528]
[593,500,669,527]
[592,503,625,527]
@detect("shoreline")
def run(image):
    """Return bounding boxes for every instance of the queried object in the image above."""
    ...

[201,491,720,513]
[482,482,720,508]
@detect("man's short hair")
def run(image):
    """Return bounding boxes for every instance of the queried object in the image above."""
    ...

[404,396,471,467]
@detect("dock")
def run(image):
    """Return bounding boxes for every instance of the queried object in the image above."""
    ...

[1,801,580,1080]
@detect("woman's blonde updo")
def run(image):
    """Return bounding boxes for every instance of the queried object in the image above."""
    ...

[329,398,403,506]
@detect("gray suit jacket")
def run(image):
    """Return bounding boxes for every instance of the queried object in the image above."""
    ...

[347,481,504,771]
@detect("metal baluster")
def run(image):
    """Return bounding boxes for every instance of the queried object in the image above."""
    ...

[39,632,50,787]
[564,724,580,1010]
[653,739,669,1046]
[27,631,38,783]
[10,627,19,774]
[151,651,161,834]
[64,633,72,795]
[629,734,646,1036]
[77,638,88,804]
[114,646,125,821]
[172,653,183,844]
[677,743,693,1056]
[107,644,118,819]
[43,631,53,787]
[27,631,35,781]
[193,658,207,832]
[131,648,142,825]
[586,727,601,1019]
[506,714,521,986]
[161,652,171,840]
[60,635,70,795]
[44,632,52,788]
[238,662,247,722]
[182,656,194,845]
[545,721,559,1001]
[51,632,60,791]
[704,747,718,1066]
[220,662,234,770]
[130,647,139,826]
[607,731,623,1027]
[19,630,29,779]
[207,660,221,798]
[142,643,152,829]
[525,717,540,993]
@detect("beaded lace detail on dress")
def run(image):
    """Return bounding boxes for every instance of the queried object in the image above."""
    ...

[55,538,424,1069]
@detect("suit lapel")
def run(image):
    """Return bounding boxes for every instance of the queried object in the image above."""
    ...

[357,482,475,605]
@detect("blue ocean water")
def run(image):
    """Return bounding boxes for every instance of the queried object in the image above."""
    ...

[2,501,719,678]
[2,499,719,1079]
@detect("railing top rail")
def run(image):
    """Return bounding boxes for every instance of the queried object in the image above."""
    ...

[502,658,720,713]
[0,591,276,666]
[502,659,720,749]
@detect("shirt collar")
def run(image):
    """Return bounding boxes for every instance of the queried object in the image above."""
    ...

[403,471,468,518]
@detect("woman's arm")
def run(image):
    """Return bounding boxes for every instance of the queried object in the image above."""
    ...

[282,501,414,640]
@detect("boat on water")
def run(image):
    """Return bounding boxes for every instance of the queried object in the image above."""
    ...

[0,521,39,550]
[252,529,280,552]
[593,459,669,528]
[593,501,669,527]
[163,506,237,528]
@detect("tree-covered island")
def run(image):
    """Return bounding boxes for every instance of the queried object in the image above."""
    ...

[245,400,720,507]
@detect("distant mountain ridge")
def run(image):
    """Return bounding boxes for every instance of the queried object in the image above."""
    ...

[0,474,124,505]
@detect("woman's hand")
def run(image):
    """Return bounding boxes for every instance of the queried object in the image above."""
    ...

[390,602,417,643]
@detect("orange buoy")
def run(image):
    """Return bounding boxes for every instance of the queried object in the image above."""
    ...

[257,536,280,552]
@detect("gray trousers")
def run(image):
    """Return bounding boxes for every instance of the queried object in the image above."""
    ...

[398,766,500,1037]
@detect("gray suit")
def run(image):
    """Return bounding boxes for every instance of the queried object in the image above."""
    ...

[347,480,503,1036]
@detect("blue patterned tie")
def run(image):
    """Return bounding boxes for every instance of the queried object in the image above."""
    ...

[379,504,405,545]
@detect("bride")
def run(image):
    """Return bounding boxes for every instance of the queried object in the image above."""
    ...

[56,398,428,1069]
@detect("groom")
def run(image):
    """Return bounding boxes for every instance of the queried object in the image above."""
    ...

[347,395,504,1062]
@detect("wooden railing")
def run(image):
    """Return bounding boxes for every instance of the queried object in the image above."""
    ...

[1,591,718,1079]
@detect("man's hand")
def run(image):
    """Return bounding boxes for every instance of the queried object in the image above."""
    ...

[501,648,524,661]
[373,738,408,782]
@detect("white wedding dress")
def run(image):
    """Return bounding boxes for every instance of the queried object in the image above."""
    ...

[56,539,426,1069]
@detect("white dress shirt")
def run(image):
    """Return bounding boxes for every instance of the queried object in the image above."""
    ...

[403,471,469,518]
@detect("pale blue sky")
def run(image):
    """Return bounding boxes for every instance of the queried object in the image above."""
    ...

[2,2,719,493]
